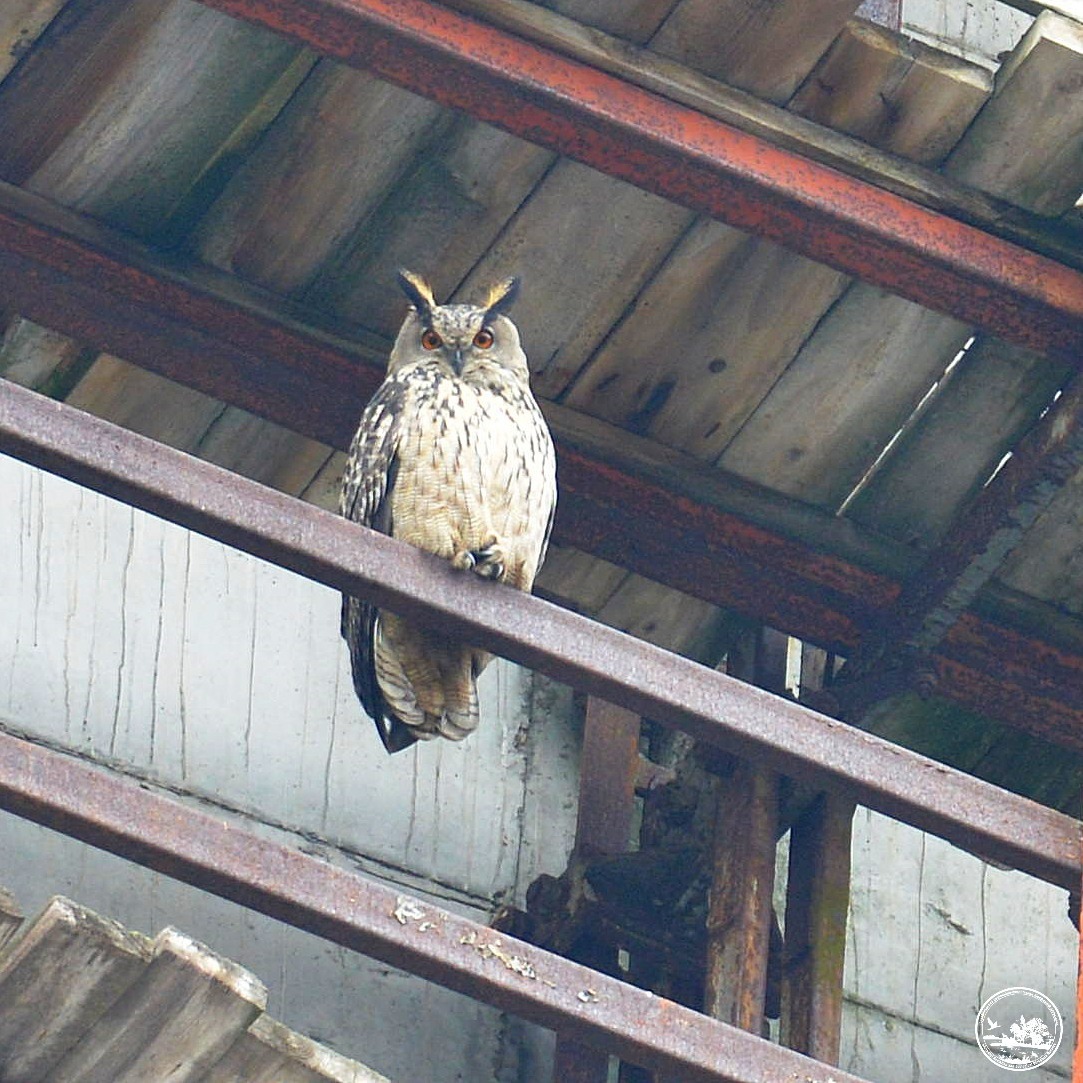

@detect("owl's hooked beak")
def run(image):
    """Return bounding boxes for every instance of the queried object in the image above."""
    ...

[450,346,466,376]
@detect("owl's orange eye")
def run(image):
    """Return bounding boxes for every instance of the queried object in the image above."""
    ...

[473,328,495,349]
[421,329,443,351]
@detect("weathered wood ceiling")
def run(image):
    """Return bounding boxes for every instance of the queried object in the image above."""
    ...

[1,0,1082,801]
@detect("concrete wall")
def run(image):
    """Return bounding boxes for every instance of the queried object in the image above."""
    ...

[902,0,1032,65]
[0,453,579,1082]
[843,810,1077,1081]
[0,451,1077,1081]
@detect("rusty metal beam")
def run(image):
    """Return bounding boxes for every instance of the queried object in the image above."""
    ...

[0,729,867,1083]
[0,184,1080,747]
[0,379,1078,890]
[880,372,1083,657]
[191,0,1083,360]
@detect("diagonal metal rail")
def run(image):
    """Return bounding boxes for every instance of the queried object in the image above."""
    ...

[0,727,870,1083]
[0,185,1080,748]
[0,378,1078,890]
[192,0,1083,360]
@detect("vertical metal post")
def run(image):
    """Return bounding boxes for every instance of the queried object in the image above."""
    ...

[554,697,642,1083]
[781,793,855,1063]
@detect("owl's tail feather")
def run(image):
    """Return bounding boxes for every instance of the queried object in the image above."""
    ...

[374,624,428,731]
[374,619,480,742]
[437,671,479,741]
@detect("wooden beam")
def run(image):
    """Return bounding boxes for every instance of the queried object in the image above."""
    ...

[703,762,778,1032]
[556,698,642,1083]
[781,794,854,1064]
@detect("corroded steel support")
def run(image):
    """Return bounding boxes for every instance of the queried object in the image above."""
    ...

[0,186,1080,746]
[881,371,1083,656]
[0,728,867,1083]
[192,0,1083,359]
[0,379,1078,890]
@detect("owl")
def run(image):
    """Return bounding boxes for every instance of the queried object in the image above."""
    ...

[339,270,557,753]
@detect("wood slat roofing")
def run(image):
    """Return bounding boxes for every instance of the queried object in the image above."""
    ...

[0,0,1082,804]
[0,889,390,1082]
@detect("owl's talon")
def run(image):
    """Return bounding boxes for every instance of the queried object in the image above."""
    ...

[472,541,506,582]
[451,550,476,572]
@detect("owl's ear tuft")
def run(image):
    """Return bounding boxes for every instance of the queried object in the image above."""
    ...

[397,269,437,323]
[481,276,520,319]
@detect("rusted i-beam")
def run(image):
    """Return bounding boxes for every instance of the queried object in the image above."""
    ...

[0,728,867,1083]
[191,0,1083,359]
[0,379,1078,890]
[880,371,1083,657]
[0,185,1079,747]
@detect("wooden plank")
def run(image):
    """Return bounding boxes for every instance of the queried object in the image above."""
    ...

[0,0,68,86]
[594,573,735,661]
[649,0,862,103]
[564,13,988,464]
[996,469,1083,617]
[0,0,302,239]
[49,926,267,1083]
[789,19,991,166]
[66,355,225,450]
[0,316,95,396]
[70,357,330,501]
[534,546,629,616]
[203,1015,392,1083]
[562,220,847,459]
[719,12,1083,509]
[719,293,971,505]
[0,0,311,476]
[847,337,1072,545]
[190,60,451,498]
[461,158,692,399]
[0,885,22,950]
[298,448,348,511]
[945,11,1083,215]
[446,0,1080,269]
[306,117,554,337]
[0,0,168,185]
[0,896,151,1083]
[195,61,449,297]
[780,794,854,1063]
[540,0,676,44]
[195,409,331,495]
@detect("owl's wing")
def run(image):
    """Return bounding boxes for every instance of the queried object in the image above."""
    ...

[339,377,419,754]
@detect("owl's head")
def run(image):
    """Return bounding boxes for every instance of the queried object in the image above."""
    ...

[389,269,528,385]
